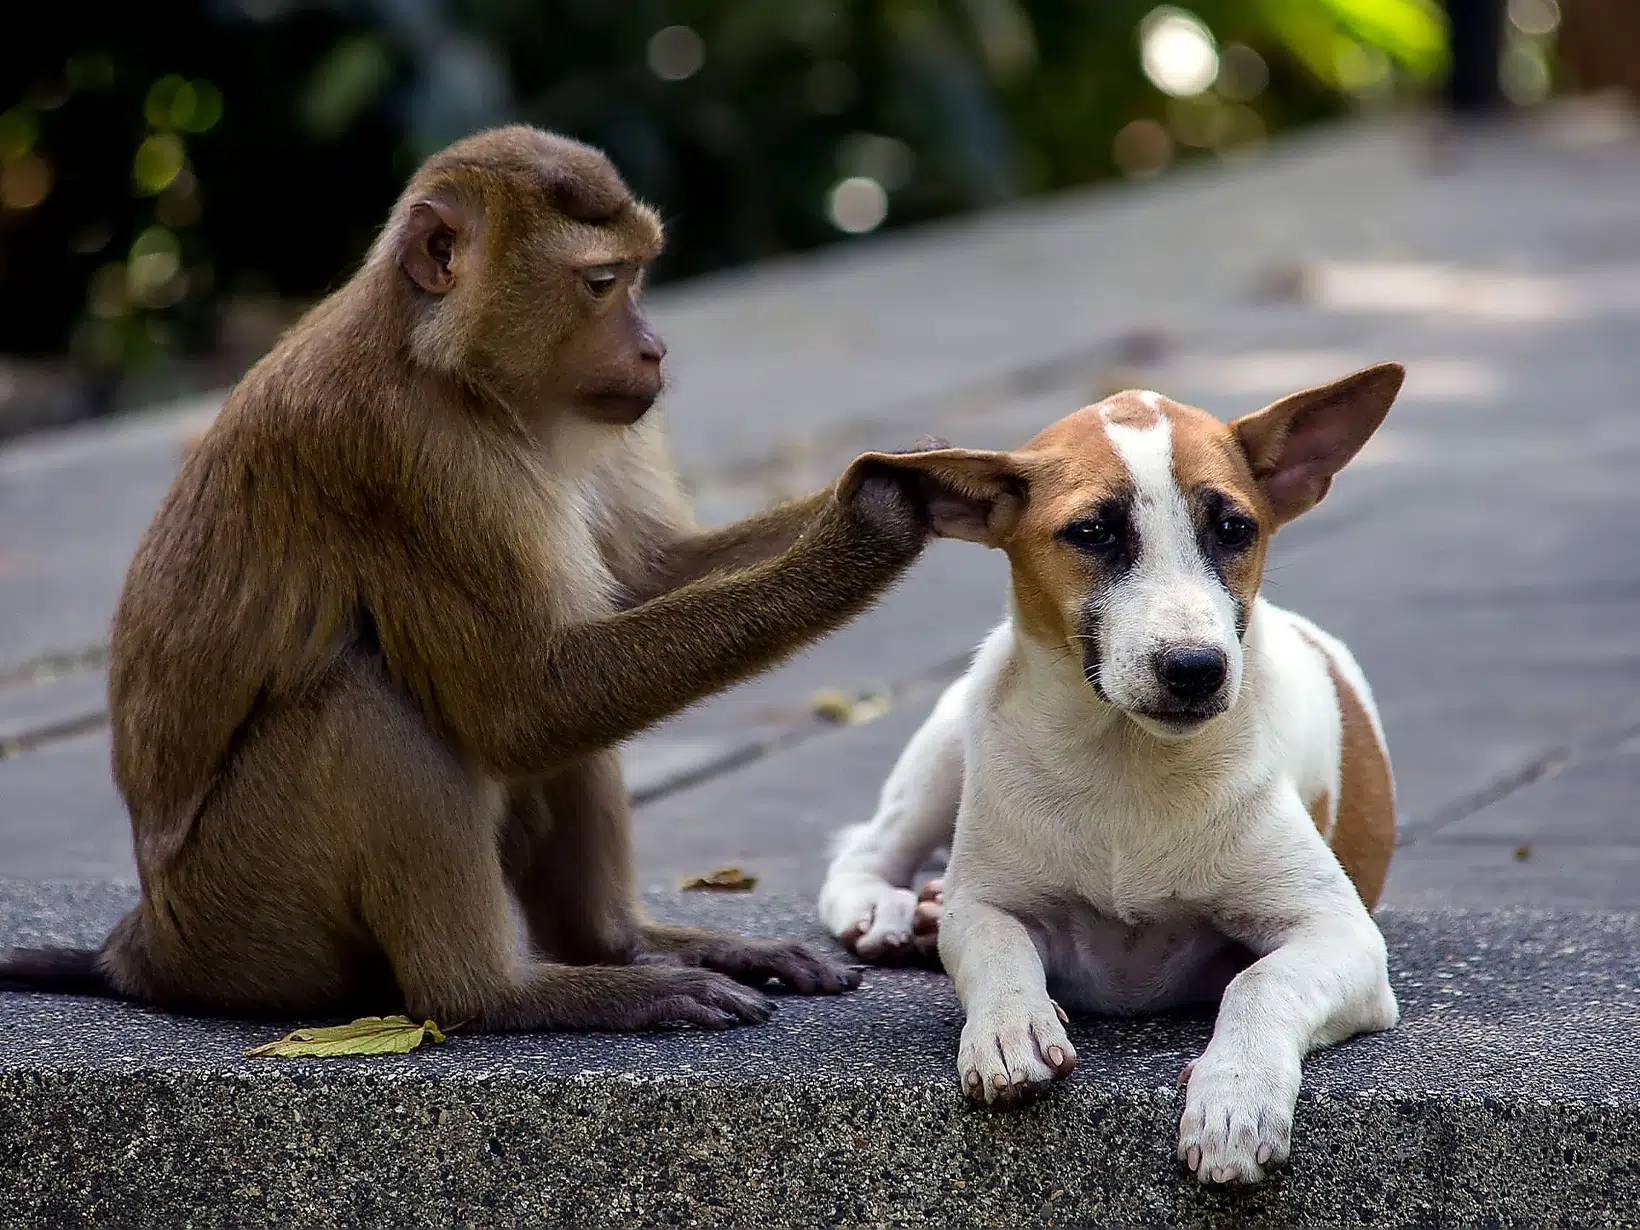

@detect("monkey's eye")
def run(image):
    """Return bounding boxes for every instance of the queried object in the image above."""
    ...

[1059,519,1117,551]
[581,265,622,297]
[1214,514,1256,550]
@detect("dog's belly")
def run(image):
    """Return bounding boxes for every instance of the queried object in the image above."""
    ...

[1020,904,1249,1016]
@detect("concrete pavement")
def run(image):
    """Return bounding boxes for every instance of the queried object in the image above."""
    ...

[4,109,1639,907]
[3,884,1638,1228]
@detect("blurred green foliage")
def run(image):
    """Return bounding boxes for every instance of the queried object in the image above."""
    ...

[0,0,1452,371]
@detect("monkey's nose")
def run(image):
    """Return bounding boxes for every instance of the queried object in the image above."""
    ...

[640,331,667,363]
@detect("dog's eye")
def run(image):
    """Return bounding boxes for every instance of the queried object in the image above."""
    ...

[1215,515,1255,549]
[1061,519,1117,550]
[582,265,622,297]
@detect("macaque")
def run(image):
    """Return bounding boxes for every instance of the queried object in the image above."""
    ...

[0,127,934,1031]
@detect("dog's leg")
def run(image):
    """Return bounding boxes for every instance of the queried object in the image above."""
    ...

[940,894,1077,1104]
[1178,787,1400,1186]
[818,676,966,961]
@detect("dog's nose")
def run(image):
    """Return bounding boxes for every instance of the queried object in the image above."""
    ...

[1156,646,1228,701]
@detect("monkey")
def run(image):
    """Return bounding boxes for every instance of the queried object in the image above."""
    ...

[0,126,938,1032]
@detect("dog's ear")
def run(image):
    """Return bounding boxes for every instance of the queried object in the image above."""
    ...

[840,446,1028,546]
[1230,362,1405,525]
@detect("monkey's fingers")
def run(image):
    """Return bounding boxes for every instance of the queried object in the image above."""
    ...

[704,939,862,996]
[653,994,769,1030]
[649,970,776,1029]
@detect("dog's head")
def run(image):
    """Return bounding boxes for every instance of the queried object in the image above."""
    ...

[847,362,1404,740]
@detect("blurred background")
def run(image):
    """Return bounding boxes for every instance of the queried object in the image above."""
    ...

[0,0,1633,439]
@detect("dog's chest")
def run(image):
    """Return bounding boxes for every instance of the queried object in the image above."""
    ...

[1020,902,1242,1015]
[968,741,1247,1014]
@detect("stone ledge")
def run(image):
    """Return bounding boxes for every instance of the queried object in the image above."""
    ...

[1,881,1636,1228]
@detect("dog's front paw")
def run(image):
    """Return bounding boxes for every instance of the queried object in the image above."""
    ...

[957,998,1076,1106]
[1176,1050,1300,1184]
[828,881,928,963]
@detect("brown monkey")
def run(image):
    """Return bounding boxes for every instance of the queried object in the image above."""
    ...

[0,127,934,1031]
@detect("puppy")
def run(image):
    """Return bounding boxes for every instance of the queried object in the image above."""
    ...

[819,364,1405,1185]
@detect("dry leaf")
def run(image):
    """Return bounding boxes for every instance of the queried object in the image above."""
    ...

[1513,844,1531,861]
[244,1014,448,1059]
[810,686,893,726]
[679,866,758,892]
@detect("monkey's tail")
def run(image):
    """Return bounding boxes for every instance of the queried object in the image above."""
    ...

[0,946,120,998]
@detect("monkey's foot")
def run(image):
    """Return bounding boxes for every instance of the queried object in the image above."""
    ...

[649,932,862,996]
[586,966,776,1032]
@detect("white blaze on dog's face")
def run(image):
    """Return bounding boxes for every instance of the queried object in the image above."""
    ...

[844,363,1404,740]
[1091,392,1254,737]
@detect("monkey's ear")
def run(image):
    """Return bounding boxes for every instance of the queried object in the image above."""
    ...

[841,447,1029,547]
[400,198,472,295]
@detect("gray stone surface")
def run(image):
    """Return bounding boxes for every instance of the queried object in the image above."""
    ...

[5,112,1640,904]
[1,882,1636,1227]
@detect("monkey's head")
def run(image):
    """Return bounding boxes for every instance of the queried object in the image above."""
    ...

[379,126,668,427]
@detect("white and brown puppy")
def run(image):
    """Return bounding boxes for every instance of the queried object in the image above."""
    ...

[819,363,1405,1185]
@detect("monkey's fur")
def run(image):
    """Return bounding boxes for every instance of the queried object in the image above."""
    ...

[0,128,933,1031]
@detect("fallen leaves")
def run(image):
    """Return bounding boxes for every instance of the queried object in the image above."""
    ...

[244,1015,448,1059]
[679,866,758,892]
[809,685,893,726]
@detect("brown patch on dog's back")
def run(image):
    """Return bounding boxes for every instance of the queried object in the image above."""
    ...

[1294,628,1395,909]
[1306,790,1332,838]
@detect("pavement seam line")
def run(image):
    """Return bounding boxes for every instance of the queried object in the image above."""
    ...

[0,710,110,760]
[630,648,977,807]
[1398,713,1640,846]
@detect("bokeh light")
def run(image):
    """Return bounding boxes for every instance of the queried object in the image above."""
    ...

[0,109,39,162]
[133,133,186,195]
[1167,97,1228,149]
[827,176,888,234]
[837,133,914,192]
[1501,39,1551,104]
[0,155,53,211]
[146,76,225,134]
[1112,119,1173,178]
[1508,0,1561,37]
[648,26,706,82]
[156,169,203,229]
[1335,43,1392,96]
[1215,43,1268,102]
[127,227,185,309]
[1140,7,1219,99]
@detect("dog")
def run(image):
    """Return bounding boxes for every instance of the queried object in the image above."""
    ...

[818,363,1405,1185]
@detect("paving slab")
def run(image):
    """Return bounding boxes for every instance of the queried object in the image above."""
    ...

[4,110,1640,905]
[1,881,1635,1228]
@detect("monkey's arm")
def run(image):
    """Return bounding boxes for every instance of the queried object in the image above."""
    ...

[636,490,829,598]
[385,484,924,777]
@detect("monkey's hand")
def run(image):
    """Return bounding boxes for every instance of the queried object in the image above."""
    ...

[832,436,953,554]
[578,964,778,1031]
[643,928,862,995]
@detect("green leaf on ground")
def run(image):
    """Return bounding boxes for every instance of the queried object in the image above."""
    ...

[244,1015,448,1059]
